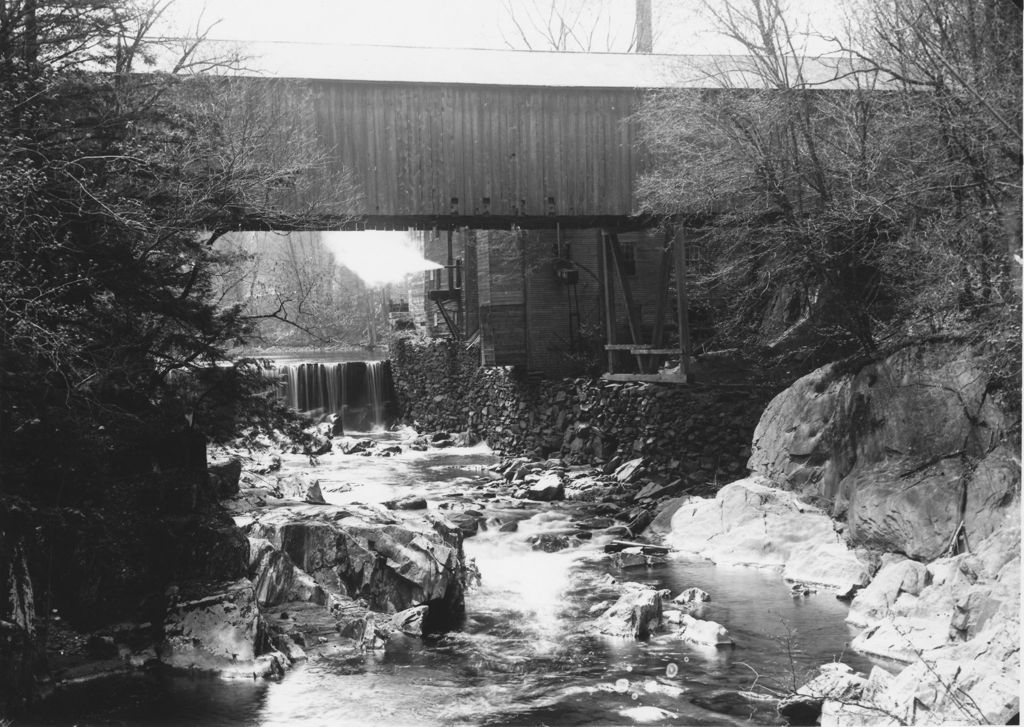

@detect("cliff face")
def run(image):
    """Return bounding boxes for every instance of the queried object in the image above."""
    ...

[747,343,1018,560]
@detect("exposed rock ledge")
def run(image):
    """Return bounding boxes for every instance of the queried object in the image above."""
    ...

[659,477,871,593]
[815,503,1020,726]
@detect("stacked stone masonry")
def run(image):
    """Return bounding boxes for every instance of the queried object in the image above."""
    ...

[391,338,775,489]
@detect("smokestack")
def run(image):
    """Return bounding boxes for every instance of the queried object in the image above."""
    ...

[635,0,653,53]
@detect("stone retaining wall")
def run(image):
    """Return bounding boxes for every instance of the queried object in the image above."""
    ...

[391,337,776,489]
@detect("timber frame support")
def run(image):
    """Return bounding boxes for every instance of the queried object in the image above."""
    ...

[600,225,691,382]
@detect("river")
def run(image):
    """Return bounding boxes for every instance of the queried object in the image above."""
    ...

[27,429,876,726]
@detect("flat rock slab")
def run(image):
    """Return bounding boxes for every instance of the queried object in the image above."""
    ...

[663,477,870,592]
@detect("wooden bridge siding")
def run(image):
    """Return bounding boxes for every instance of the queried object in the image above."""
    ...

[303,80,644,220]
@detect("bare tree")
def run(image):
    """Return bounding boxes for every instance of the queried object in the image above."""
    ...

[637,0,1020,358]
[499,0,644,52]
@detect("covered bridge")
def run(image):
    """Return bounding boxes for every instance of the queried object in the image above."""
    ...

[235,44,857,378]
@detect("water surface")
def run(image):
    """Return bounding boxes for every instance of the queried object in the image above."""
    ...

[27,430,874,726]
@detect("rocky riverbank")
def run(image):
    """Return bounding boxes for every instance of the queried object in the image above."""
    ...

[391,337,774,490]
[659,342,1021,725]
[7,339,1018,726]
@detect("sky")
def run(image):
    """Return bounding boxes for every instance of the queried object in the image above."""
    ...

[158,0,848,58]
[322,232,441,288]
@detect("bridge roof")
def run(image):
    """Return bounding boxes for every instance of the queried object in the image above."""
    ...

[220,41,864,90]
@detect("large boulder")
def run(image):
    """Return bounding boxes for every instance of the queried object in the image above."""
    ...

[247,538,330,608]
[247,504,466,620]
[964,443,1020,544]
[663,478,870,592]
[848,503,1019,665]
[748,344,1011,558]
[834,507,1020,725]
[159,578,262,675]
[676,614,732,647]
[592,585,663,639]
[778,662,865,724]
[846,557,928,627]
[841,457,964,560]
[524,472,565,501]
[822,659,1019,727]
[276,474,327,505]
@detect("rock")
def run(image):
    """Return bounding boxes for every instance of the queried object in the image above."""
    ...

[841,456,964,560]
[592,586,662,639]
[390,605,429,636]
[207,459,242,499]
[247,537,329,608]
[248,505,466,619]
[677,614,732,647]
[270,631,307,663]
[254,454,282,475]
[634,479,684,502]
[575,517,616,530]
[252,649,288,679]
[747,344,1009,559]
[614,458,645,483]
[668,602,711,620]
[159,578,261,674]
[964,444,1020,544]
[823,659,1019,727]
[277,475,327,505]
[846,558,928,627]
[779,663,864,725]
[307,434,332,457]
[385,495,428,511]
[340,438,375,455]
[626,510,654,536]
[663,478,870,591]
[847,507,1019,671]
[530,533,572,552]
[524,473,565,501]
[646,497,690,536]
[610,548,663,568]
[673,587,710,603]
[445,511,481,538]
[498,520,519,533]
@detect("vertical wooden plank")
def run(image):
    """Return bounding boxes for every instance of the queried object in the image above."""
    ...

[482,88,494,214]
[650,231,673,346]
[532,88,540,214]
[361,84,377,216]
[472,87,484,216]
[453,86,465,215]
[573,90,584,215]
[614,89,630,215]
[606,232,642,345]
[601,231,616,373]
[445,87,455,216]
[385,86,398,215]
[375,84,387,215]
[673,226,691,379]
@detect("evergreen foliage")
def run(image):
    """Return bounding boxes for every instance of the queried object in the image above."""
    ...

[0,1,345,504]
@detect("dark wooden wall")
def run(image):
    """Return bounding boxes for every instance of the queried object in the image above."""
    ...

[280,79,648,228]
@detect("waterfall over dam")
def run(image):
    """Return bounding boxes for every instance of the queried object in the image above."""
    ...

[275,360,398,431]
